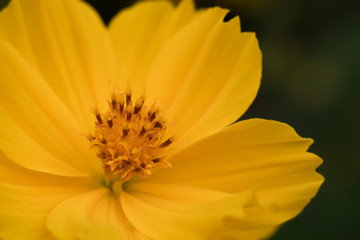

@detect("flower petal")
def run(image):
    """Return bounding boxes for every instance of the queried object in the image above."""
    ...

[145,7,261,142]
[0,0,118,126]
[147,119,323,237]
[0,213,56,240]
[0,40,100,176]
[122,181,254,240]
[110,1,261,143]
[109,0,196,97]
[46,188,132,240]
[0,151,94,239]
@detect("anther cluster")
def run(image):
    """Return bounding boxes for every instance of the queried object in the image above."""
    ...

[89,90,173,182]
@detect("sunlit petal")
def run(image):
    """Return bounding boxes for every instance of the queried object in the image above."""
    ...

[147,119,323,237]
[122,181,254,240]
[0,151,94,239]
[0,0,119,128]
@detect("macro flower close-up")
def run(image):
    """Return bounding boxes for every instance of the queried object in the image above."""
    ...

[0,0,324,239]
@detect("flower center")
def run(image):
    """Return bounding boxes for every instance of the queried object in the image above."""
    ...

[89,89,173,182]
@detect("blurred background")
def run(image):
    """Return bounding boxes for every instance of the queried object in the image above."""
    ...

[1,0,359,239]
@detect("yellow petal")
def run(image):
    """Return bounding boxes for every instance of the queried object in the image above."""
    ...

[0,151,94,240]
[145,7,261,142]
[148,119,323,238]
[0,213,56,240]
[0,0,118,127]
[210,220,278,240]
[122,181,253,240]
[0,41,100,176]
[109,0,196,97]
[76,225,125,240]
[46,188,129,240]
[210,203,283,240]
[0,153,94,214]
[110,1,260,143]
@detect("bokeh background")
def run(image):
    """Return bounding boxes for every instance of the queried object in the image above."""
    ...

[1,0,359,239]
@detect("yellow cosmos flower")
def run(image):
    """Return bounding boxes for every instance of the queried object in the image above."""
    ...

[0,0,323,239]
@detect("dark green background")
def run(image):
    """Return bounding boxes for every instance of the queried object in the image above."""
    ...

[1,0,359,239]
